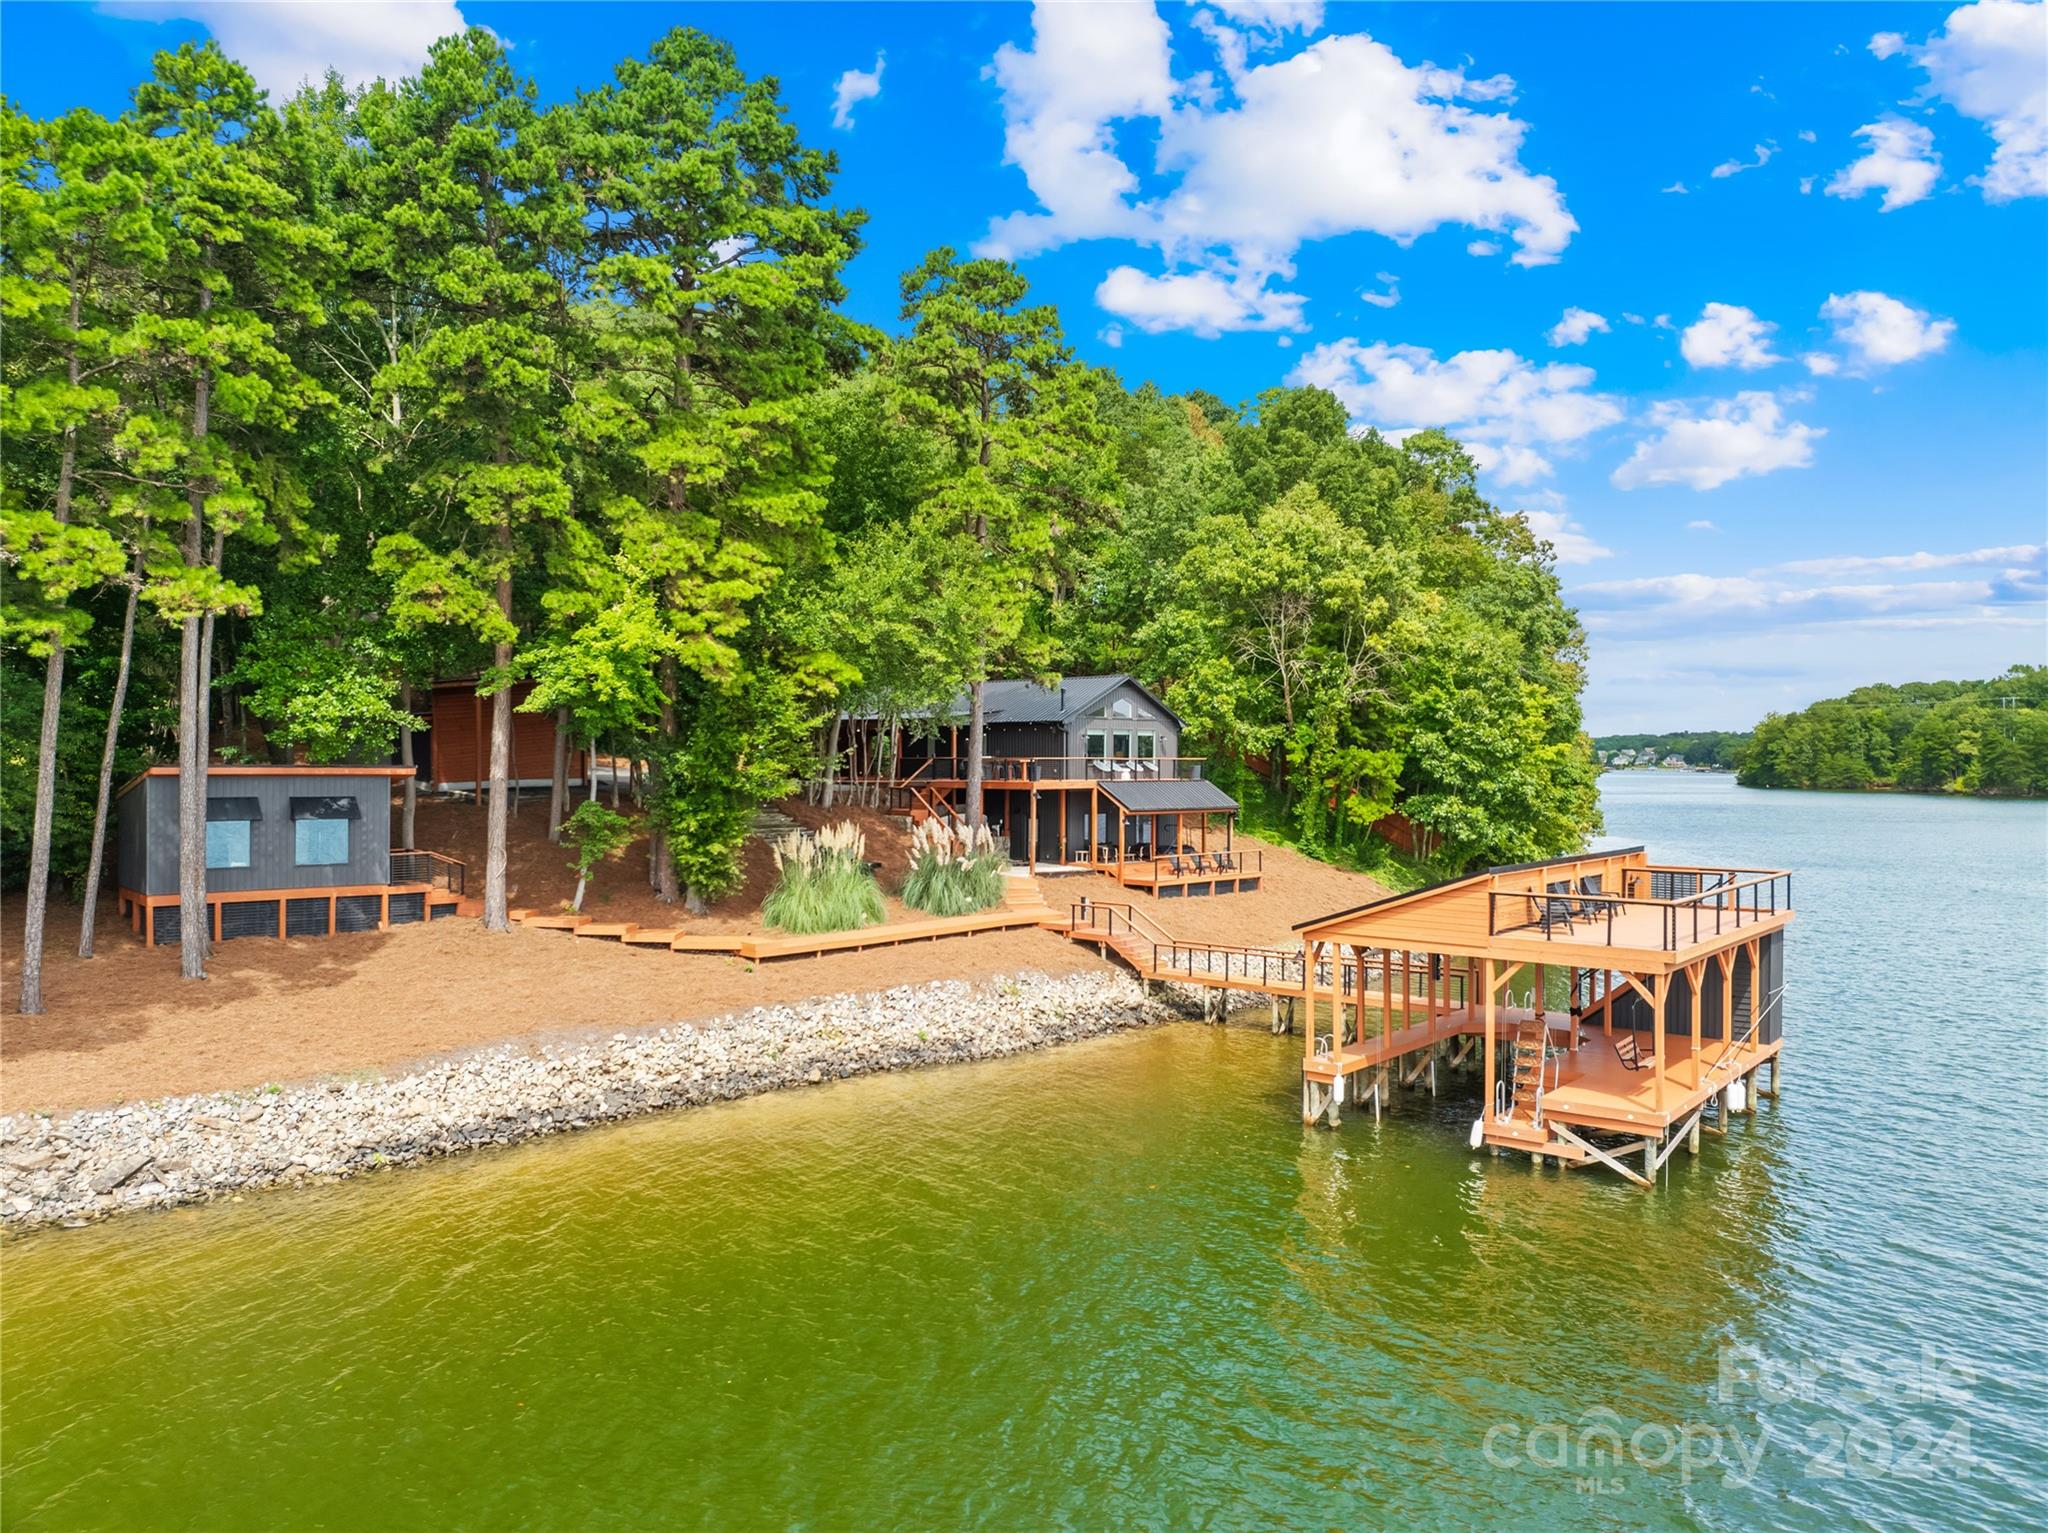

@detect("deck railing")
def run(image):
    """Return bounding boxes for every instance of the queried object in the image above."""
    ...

[1115,847,1263,879]
[880,755,1209,783]
[390,849,467,895]
[1488,869,1791,949]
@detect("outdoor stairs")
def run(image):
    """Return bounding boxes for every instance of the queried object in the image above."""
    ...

[1001,871,1056,920]
[749,806,806,844]
[1510,1018,1548,1121]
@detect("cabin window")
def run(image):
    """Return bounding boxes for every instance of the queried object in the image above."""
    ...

[290,795,360,867]
[1135,733,1156,761]
[1111,699,1134,718]
[1085,730,1106,762]
[203,797,260,869]
[205,822,251,869]
[1112,731,1132,759]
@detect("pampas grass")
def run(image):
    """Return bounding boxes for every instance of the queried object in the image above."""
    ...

[901,819,1007,917]
[762,821,886,934]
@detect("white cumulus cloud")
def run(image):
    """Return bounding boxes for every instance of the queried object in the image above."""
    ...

[1547,307,1610,347]
[1826,117,1943,210]
[159,0,467,95]
[1817,290,1958,371]
[1518,503,1613,564]
[982,4,1578,336]
[1360,272,1401,309]
[1610,392,1823,491]
[1290,339,1623,485]
[1876,0,2048,201]
[832,52,885,130]
[1095,265,1304,336]
[1679,303,1784,370]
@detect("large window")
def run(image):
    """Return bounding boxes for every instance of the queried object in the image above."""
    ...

[204,796,260,869]
[1135,733,1156,761]
[1085,730,1106,763]
[1112,730,1132,759]
[290,796,359,867]
[204,821,251,869]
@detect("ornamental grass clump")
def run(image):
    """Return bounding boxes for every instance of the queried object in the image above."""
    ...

[900,819,1007,917]
[762,821,885,935]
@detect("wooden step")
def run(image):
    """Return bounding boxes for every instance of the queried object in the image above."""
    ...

[622,927,683,946]
[574,922,638,940]
[521,913,591,931]
[670,934,747,953]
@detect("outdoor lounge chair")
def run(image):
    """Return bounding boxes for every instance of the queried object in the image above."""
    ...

[1612,1032,1648,1071]
[1538,880,1577,934]
[1213,849,1235,872]
[1166,853,1186,876]
[1572,874,1605,918]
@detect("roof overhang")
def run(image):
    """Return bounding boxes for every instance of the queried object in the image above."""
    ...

[1094,778,1238,814]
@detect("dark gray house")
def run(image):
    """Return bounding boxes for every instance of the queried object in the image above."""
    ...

[861,675,1253,894]
[115,766,462,944]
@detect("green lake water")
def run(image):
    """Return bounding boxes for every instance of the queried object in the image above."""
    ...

[4,774,2045,1530]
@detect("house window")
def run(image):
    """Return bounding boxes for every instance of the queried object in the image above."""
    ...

[290,795,360,867]
[204,796,261,869]
[1135,733,1156,761]
[1085,730,1106,763]
[205,821,251,869]
[1112,731,1132,759]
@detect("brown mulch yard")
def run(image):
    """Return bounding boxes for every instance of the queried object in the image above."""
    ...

[1,796,1387,1116]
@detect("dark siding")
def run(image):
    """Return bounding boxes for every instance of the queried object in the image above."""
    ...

[1063,680,1178,762]
[116,782,151,893]
[141,773,394,896]
[1759,931,1785,1044]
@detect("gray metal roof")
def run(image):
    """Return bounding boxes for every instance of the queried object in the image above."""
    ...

[1094,778,1239,814]
[881,674,1183,728]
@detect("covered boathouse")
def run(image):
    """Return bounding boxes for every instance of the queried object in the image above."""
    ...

[114,765,467,945]
[1288,845,1791,1184]
[855,674,1258,894]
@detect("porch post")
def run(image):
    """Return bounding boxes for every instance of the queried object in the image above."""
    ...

[1652,970,1668,1114]
[1482,958,1497,1121]
[1027,789,1037,875]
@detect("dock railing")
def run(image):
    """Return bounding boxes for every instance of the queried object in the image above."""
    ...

[1488,868,1791,949]
[878,755,1208,784]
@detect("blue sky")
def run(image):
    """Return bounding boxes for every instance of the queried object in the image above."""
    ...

[6,1,2043,731]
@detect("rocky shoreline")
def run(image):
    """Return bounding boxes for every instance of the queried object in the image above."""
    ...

[0,968,1192,1234]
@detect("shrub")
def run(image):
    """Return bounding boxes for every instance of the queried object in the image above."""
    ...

[562,802,637,913]
[762,820,885,934]
[900,819,1006,917]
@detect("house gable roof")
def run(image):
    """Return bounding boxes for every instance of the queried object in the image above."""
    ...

[980,674,1183,729]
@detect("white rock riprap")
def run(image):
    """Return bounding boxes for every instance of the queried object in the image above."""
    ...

[0,968,1192,1232]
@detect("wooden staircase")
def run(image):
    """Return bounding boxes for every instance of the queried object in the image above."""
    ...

[1509,1017,1552,1123]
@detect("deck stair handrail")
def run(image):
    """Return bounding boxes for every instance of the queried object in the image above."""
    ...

[1506,1015,1561,1124]
[390,848,467,895]
[1696,984,1781,1100]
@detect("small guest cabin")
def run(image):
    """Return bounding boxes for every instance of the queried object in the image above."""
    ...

[853,675,1254,894]
[114,766,467,945]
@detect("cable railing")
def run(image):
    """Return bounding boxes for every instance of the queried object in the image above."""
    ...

[883,755,1209,783]
[390,849,467,895]
[1488,870,1792,949]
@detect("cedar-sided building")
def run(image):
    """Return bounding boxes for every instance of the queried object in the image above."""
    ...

[115,766,466,946]
[423,679,588,793]
[854,674,1256,895]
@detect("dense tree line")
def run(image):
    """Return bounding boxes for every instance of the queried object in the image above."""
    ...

[1736,667,2048,796]
[1594,731,1750,768]
[2,28,1600,1009]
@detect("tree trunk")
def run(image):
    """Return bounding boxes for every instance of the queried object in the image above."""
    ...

[17,642,66,1014]
[965,674,989,830]
[79,551,142,959]
[548,708,569,844]
[587,739,598,801]
[178,283,215,981]
[822,711,844,810]
[610,738,622,808]
[482,518,514,933]
[19,303,87,1012]
[398,683,417,849]
[571,873,587,914]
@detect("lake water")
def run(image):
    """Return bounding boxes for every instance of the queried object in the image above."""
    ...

[3,774,2045,1530]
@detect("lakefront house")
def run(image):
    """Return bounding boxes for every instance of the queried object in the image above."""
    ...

[849,674,1257,895]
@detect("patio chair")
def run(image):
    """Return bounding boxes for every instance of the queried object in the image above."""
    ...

[1213,849,1235,873]
[1572,874,1605,918]
[1166,853,1185,876]
[1612,1032,1648,1071]
[1538,880,1577,935]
